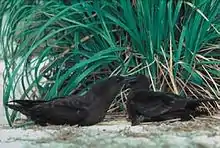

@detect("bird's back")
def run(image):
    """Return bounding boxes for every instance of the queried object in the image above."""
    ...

[126,89,219,125]
[29,96,89,125]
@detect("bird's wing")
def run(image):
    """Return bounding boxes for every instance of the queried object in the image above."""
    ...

[130,91,183,117]
[134,99,172,117]
[30,97,89,125]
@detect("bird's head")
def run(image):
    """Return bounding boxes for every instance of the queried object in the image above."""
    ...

[89,74,151,103]
[90,76,126,98]
[123,74,151,91]
[89,75,138,103]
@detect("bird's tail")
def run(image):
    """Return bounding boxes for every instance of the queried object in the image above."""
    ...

[189,98,219,103]
[9,100,46,107]
[5,100,46,116]
[186,98,219,109]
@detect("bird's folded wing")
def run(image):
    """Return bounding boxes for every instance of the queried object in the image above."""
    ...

[135,100,172,117]
[32,98,89,122]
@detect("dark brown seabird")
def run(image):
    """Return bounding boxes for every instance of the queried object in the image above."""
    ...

[6,76,131,126]
[125,75,219,126]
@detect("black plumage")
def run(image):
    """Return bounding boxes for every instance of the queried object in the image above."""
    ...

[6,76,129,126]
[126,89,219,126]
[126,74,151,91]
[125,75,219,126]
[125,74,151,121]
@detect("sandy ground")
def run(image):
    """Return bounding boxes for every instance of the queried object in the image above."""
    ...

[1,61,220,148]
[1,118,220,148]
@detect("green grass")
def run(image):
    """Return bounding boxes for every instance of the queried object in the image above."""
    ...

[0,0,220,126]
